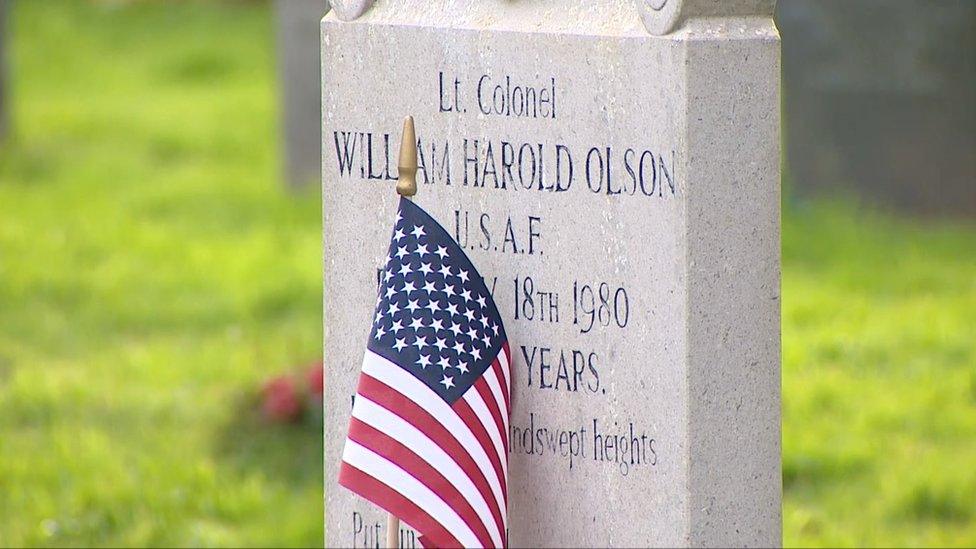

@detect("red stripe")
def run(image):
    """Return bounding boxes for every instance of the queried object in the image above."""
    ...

[339,462,462,548]
[453,398,508,505]
[493,345,511,412]
[347,418,497,548]
[474,375,508,455]
[357,374,506,539]
[487,357,510,419]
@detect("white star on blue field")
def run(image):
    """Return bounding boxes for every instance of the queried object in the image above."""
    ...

[368,199,505,403]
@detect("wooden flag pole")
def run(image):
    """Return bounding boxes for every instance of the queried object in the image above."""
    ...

[386,114,416,549]
[386,513,399,549]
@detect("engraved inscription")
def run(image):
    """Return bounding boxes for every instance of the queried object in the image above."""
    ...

[335,70,674,485]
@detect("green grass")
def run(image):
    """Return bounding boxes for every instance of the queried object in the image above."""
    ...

[0,1,322,546]
[783,202,976,546]
[0,1,974,547]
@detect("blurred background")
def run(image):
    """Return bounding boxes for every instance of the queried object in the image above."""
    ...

[0,0,973,546]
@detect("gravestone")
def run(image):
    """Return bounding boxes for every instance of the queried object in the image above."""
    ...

[777,0,976,217]
[275,0,330,188]
[323,1,781,546]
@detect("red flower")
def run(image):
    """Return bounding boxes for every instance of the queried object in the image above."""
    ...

[262,375,303,423]
[306,361,324,399]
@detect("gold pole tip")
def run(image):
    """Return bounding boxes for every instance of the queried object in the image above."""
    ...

[396,116,417,198]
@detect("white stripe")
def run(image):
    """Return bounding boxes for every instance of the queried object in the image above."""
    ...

[353,396,504,546]
[499,345,511,392]
[462,388,507,480]
[342,440,481,548]
[483,361,509,433]
[362,351,507,522]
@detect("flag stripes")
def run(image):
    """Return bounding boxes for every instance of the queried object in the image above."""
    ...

[348,398,503,547]
[341,351,509,547]
[351,371,507,541]
[347,419,498,548]
[340,452,464,548]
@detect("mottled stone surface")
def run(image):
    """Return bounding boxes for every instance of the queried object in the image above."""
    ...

[777,0,976,217]
[323,2,781,546]
[275,0,330,188]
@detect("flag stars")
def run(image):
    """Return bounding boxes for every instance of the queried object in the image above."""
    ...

[368,201,506,399]
[440,375,455,390]
[413,334,429,351]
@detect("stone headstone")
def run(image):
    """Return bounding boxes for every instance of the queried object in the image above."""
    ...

[323,1,781,546]
[275,0,330,188]
[777,0,976,217]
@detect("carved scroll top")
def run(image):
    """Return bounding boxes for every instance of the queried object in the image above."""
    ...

[329,0,777,36]
[329,0,372,22]
[639,0,777,35]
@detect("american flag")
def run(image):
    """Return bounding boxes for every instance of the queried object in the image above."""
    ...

[339,197,511,548]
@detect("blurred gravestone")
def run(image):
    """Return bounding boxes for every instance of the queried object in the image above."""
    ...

[777,0,976,217]
[276,0,330,188]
